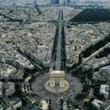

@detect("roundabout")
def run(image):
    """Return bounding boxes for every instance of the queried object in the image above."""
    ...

[32,73,82,101]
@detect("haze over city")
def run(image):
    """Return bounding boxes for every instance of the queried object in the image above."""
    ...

[0,0,110,110]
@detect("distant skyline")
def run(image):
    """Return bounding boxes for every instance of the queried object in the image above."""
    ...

[0,0,109,6]
[0,0,109,2]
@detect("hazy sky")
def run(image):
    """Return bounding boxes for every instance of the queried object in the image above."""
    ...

[80,0,109,1]
[0,0,109,3]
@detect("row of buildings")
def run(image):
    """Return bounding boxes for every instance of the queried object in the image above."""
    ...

[0,0,72,6]
[35,0,70,6]
[0,0,110,6]
[36,0,110,6]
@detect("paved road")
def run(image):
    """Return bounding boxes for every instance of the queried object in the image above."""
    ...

[51,9,66,71]
[71,41,110,74]
[55,22,62,70]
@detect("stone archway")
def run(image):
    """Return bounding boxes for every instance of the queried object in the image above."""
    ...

[45,70,70,93]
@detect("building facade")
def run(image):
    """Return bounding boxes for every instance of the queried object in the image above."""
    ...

[49,71,65,87]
